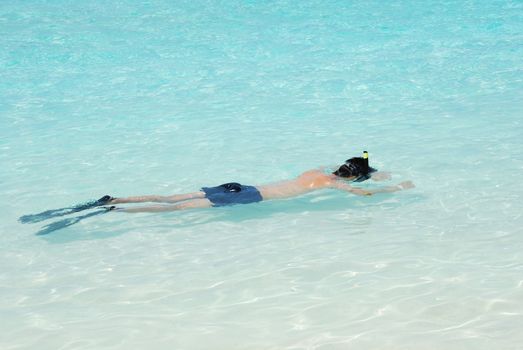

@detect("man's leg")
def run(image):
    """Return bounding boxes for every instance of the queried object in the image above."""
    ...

[109,191,205,204]
[115,198,213,213]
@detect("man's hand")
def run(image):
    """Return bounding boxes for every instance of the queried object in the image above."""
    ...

[397,181,415,190]
[351,188,373,196]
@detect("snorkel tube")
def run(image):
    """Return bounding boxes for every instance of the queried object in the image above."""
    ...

[363,151,369,172]
[353,150,375,182]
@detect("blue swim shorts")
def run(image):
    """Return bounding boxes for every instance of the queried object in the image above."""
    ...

[201,182,263,207]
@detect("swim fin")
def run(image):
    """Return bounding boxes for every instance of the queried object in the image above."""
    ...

[19,195,114,224]
[35,207,115,236]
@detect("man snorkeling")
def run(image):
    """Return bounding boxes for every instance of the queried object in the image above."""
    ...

[20,151,414,234]
[103,151,414,213]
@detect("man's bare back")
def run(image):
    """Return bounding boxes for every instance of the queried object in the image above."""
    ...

[258,169,342,200]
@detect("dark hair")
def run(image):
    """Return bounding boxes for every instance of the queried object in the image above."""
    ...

[333,157,377,182]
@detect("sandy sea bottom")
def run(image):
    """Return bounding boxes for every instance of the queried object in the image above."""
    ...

[1,1,523,349]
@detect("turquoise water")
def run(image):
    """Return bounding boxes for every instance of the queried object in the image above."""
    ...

[1,0,523,349]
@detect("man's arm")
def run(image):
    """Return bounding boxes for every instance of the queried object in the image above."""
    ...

[331,181,415,196]
[370,171,392,181]
[330,181,373,196]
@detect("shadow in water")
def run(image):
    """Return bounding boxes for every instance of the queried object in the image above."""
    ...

[177,191,423,227]
[35,209,109,236]
[35,191,423,243]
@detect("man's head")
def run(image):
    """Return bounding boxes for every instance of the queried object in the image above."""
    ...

[332,152,377,182]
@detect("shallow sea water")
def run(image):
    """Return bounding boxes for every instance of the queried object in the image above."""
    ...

[1,1,523,349]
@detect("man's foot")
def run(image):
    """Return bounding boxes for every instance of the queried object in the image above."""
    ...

[97,195,115,205]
